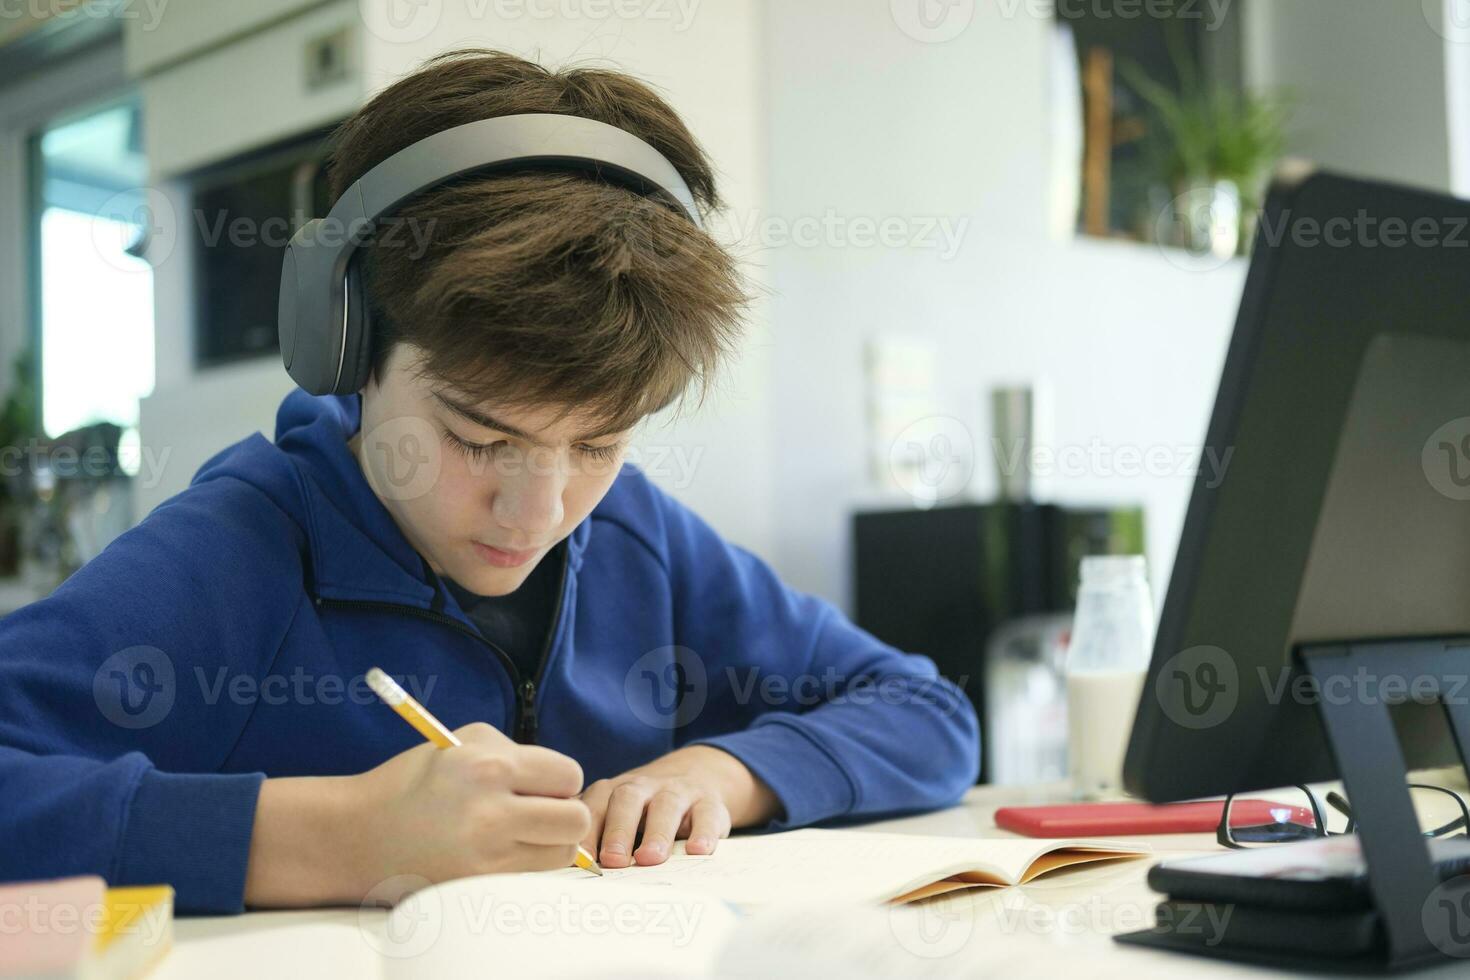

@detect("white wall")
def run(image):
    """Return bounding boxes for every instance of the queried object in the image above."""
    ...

[1244,0,1454,192]
[762,0,1247,608]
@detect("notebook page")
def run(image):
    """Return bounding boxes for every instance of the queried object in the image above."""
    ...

[530,829,1147,907]
[380,871,741,980]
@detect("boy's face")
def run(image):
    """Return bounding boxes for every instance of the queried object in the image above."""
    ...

[355,344,632,596]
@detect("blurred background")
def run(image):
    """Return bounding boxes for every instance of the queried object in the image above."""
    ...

[0,0,1465,781]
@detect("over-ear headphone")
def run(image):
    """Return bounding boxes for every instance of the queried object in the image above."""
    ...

[278,113,703,395]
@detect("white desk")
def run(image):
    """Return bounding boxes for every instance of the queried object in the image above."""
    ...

[156,782,1468,978]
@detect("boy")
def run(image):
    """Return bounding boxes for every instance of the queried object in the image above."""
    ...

[0,49,978,913]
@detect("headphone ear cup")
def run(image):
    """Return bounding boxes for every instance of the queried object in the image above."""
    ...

[336,264,375,394]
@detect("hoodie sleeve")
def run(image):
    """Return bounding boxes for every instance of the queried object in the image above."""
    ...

[0,475,307,913]
[654,485,980,829]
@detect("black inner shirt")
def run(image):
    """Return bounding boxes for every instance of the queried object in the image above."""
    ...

[441,540,566,681]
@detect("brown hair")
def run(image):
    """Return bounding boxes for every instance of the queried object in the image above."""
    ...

[324,48,747,431]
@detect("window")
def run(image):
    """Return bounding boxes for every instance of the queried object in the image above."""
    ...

[32,98,154,448]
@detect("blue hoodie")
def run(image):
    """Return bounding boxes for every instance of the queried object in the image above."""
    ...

[0,390,979,913]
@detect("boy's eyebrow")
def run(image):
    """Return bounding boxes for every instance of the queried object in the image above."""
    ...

[432,392,626,445]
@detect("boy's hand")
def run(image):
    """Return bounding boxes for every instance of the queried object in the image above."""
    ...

[579,746,779,869]
[246,722,591,906]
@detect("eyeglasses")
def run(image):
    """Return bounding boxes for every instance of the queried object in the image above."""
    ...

[1217,783,1470,849]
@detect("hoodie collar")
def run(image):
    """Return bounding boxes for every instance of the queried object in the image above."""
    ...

[272,389,589,606]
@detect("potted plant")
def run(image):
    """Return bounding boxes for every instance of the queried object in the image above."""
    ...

[1121,36,1292,257]
[0,350,39,577]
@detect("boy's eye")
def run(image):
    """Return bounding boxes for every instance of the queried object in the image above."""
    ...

[576,442,623,463]
[440,428,503,460]
[440,426,622,466]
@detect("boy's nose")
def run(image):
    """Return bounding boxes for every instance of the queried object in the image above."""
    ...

[492,472,565,540]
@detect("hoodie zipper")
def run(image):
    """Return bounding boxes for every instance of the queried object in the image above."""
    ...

[315,550,569,743]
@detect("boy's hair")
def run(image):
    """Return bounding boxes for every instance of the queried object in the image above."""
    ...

[325,48,746,431]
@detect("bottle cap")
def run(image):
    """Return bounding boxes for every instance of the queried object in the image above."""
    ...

[1079,554,1147,586]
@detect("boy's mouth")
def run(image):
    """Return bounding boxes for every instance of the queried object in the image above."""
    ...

[471,540,540,568]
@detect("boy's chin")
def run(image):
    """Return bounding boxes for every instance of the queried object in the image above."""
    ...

[444,550,537,596]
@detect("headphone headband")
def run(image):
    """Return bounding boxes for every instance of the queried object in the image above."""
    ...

[278,113,703,395]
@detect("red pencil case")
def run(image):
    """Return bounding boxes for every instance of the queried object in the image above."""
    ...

[994,799,1315,837]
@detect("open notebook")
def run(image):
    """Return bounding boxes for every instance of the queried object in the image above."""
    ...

[310,828,1148,978]
[534,828,1149,905]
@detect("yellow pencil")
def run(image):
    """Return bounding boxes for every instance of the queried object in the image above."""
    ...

[365,667,602,877]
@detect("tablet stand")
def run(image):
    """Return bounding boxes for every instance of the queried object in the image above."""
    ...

[1116,638,1470,972]
[1296,638,1470,970]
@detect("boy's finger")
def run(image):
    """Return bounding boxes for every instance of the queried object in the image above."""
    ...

[507,796,592,845]
[517,842,582,872]
[452,721,514,746]
[683,799,729,855]
[508,745,584,798]
[578,788,611,855]
[599,783,653,868]
[633,789,688,865]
